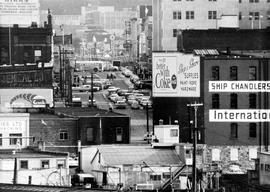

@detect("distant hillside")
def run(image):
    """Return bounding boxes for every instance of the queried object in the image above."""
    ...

[40,0,152,14]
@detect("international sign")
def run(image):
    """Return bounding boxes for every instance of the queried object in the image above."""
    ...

[152,52,200,97]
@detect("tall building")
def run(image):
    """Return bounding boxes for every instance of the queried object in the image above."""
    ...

[153,29,270,149]
[0,11,54,112]
[153,0,270,51]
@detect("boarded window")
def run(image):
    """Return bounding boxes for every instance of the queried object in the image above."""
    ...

[116,127,123,142]
[87,128,94,142]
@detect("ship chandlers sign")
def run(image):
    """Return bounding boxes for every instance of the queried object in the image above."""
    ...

[152,52,200,97]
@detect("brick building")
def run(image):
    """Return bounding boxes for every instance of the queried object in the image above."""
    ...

[153,53,270,148]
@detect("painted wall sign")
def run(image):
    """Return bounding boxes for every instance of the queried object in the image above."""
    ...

[152,52,200,97]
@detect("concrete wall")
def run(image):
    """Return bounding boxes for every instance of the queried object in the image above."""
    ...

[153,0,239,51]
[0,157,70,186]
[153,0,270,51]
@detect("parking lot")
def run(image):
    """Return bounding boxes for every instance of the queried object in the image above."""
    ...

[72,70,153,143]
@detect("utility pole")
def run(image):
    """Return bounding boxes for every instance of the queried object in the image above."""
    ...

[187,102,203,192]
[59,46,63,99]
[91,71,94,107]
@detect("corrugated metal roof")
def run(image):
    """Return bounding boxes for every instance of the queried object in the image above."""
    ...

[98,145,182,166]
[193,49,219,56]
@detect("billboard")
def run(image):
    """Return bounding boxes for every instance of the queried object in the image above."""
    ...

[0,0,40,26]
[152,52,200,97]
[0,113,29,149]
[0,88,53,110]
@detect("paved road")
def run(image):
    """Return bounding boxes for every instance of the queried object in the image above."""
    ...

[73,71,153,143]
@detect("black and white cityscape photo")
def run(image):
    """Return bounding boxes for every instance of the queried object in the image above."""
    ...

[0,0,270,191]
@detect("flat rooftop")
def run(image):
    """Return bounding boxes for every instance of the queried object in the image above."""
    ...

[0,148,68,159]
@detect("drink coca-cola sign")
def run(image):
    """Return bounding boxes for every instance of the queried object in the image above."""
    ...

[152,52,200,97]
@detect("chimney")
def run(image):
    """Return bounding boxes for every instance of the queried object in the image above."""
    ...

[47,9,52,28]
[38,140,45,151]
[177,29,184,52]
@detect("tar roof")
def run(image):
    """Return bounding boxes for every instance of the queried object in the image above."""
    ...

[54,107,128,117]
[0,148,68,159]
[97,145,182,166]
[0,183,116,192]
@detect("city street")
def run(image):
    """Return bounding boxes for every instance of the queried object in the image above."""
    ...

[73,71,153,143]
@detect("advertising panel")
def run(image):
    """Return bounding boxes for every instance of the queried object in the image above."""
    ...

[152,52,200,97]
[0,0,40,26]
[0,88,53,110]
[0,113,29,149]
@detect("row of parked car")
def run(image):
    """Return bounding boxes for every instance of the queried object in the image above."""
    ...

[121,67,152,89]
[107,87,152,109]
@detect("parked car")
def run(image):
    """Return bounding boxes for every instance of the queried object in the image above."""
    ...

[139,96,151,105]
[115,101,127,109]
[117,89,129,96]
[131,100,140,109]
[107,86,120,93]
[108,93,119,102]
[141,100,152,109]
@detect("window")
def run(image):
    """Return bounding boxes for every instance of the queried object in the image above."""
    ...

[41,160,50,169]
[211,66,219,80]
[150,174,162,181]
[249,94,256,108]
[163,172,171,179]
[230,94,238,109]
[265,164,270,172]
[249,66,257,80]
[239,0,242,3]
[230,66,238,80]
[249,123,257,138]
[249,12,259,20]
[261,164,264,170]
[0,134,2,146]
[20,160,28,169]
[9,134,22,145]
[239,12,242,20]
[212,94,220,109]
[209,0,217,1]
[230,123,238,139]
[59,130,68,140]
[267,11,270,20]
[173,29,178,37]
[173,11,181,20]
[211,148,220,161]
[116,127,123,142]
[57,160,66,168]
[186,11,194,19]
[230,148,239,161]
[173,0,181,1]
[208,11,217,19]
[249,0,259,2]
[87,128,94,142]
[170,129,178,137]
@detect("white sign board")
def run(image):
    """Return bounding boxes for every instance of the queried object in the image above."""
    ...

[152,52,200,97]
[0,0,40,26]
